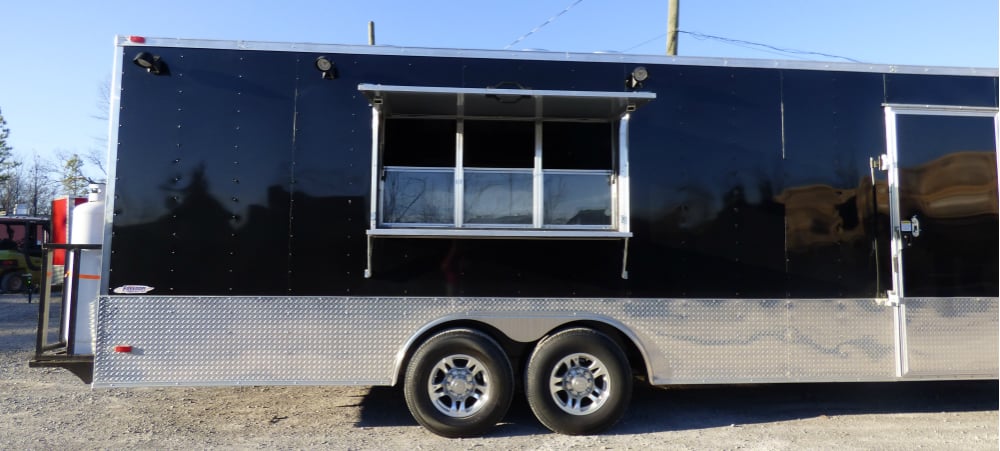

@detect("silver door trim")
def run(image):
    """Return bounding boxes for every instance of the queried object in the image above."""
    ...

[883,103,1000,377]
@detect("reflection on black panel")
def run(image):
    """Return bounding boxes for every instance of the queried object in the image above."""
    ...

[383,169,454,224]
[886,74,998,107]
[464,120,534,168]
[543,122,613,170]
[778,70,888,297]
[626,65,786,297]
[896,114,998,297]
[544,173,612,226]
[463,170,533,224]
[111,47,296,295]
[384,119,456,167]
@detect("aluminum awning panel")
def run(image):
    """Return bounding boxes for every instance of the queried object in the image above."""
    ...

[358,84,655,120]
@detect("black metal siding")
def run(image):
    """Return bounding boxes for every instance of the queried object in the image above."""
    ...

[109,46,997,298]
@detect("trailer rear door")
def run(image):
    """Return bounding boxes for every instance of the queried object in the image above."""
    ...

[884,104,999,377]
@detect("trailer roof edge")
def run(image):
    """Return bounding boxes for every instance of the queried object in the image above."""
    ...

[115,35,999,77]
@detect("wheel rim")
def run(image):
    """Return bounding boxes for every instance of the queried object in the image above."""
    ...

[427,354,491,418]
[548,352,611,415]
[5,275,23,292]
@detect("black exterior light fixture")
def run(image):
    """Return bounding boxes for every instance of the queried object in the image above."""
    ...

[315,56,337,80]
[626,66,649,90]
[132,52,168,76]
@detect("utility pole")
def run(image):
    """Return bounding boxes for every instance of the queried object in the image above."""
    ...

[666,0,679,55]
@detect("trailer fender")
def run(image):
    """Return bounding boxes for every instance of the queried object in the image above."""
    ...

[391,313,658,387]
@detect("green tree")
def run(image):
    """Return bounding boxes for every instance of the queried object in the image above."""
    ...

[60,153,89,196]
[0,109,9,155]
[0,108,21,184]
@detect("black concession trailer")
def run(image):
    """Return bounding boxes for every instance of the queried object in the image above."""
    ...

[32,36,999,437]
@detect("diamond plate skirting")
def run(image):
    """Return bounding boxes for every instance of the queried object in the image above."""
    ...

[903,297,999,377]
[92,296,995,388]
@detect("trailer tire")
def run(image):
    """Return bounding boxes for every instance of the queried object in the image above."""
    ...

[403,328,513,438]
[2,273,24,293]
[525,327,632,435]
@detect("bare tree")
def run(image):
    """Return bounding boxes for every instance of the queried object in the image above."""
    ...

[0,164,26,214]
[0,151,56,215]
[86,76,112,181]
[84,147,107,181]
[93,76,111,123]
[27,153,57,215]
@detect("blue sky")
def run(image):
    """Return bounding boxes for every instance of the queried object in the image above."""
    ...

[1,0,997,176]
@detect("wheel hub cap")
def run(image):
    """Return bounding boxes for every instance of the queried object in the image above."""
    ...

[446,369,474,397]
[548,352,611,416]
[566,368,594,396]
[428,354,490,418]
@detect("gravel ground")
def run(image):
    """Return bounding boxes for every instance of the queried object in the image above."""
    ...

[1,293,997,449]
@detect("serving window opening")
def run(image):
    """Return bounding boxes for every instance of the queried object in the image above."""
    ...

[359,84,655,278]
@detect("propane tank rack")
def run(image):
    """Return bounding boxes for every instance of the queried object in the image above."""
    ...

[29,243,102,384]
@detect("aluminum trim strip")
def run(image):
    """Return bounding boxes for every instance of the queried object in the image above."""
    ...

[383,166,454,172]
[542,169,613,175]
[358,83,657,100]
[884,104,999,116]
[464,168,534,174]
[454,118,464,227]
[386,114,610,123]
[533,120,543,228]
[369,107,381,231]
[391,312,656,387]
[618,115,631,234]
[883,106,903,299]
[367,229,631,238]
[102,37,125,294]
[117,36,999,77]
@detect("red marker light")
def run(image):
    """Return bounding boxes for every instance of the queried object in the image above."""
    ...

[113,345,133,353]
[128,36,146,44]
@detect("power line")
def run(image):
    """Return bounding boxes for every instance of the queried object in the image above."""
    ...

[622,34,667,53]
[622,30,861,63]
[504,0,585,50]
[681,31,862,62]
[681,31,816,61]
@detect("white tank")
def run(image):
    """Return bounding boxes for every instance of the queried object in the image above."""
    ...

[70,185,105,244]
[64,184,105,355]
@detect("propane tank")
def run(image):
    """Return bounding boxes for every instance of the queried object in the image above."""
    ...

[70,185,105,244]
[64,184,105,355]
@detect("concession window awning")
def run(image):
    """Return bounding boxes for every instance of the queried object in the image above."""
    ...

[357,84,656,119]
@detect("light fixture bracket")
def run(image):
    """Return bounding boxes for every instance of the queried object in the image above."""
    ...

[626,66,649,90]
[315,56,337,80]
[132,52,168,76]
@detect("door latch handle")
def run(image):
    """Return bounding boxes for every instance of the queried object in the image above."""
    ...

[900,215,921,244]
